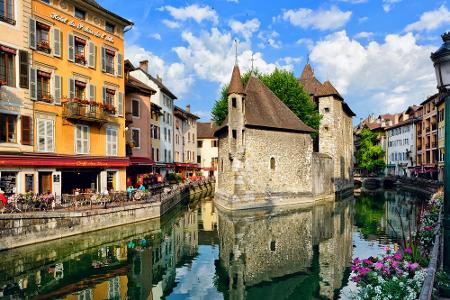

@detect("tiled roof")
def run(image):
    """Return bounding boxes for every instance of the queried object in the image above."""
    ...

[298,64,323,96]
[228,65,245,95]
[174,106,199,120]
[126,76,156,96]
[137,68,177,100]
[316,80,344,100]
[198,122,217,139]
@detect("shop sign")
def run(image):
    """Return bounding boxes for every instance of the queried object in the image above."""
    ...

[51,13,114,42]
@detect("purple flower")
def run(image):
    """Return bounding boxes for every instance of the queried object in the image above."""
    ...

[363,258,373,265]
[352,276,361,283]
[405,248,413,254]
[353,257,361,265]
[408,262,419,271]
[393,252,402,261]
[359,267,371,276]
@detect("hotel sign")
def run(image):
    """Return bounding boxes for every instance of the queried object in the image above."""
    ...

[51,13,114,42]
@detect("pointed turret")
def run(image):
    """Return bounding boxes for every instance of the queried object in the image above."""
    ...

[317,80,343,100]
[300,63,315,79]
[228,65,245,95]
[298,63,323,97]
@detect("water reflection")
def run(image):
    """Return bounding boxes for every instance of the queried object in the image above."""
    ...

[0,190,426,300]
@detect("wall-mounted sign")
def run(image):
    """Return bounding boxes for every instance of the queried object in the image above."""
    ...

[51,13,114,43]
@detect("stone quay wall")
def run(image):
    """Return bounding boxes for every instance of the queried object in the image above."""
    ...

[0,183,214,251]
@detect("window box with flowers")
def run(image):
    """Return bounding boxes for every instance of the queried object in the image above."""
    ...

[75,53,86,65]
[102,103,116,115]
[37,41,51,54]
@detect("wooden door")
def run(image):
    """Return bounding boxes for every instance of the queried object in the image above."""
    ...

[39,172,52,194]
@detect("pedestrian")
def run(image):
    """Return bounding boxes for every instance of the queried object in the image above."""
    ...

[138,184,145,191]
[126,185,135,200]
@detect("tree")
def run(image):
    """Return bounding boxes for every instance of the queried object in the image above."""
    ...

[211,69,322,132]
[356,128,386,174]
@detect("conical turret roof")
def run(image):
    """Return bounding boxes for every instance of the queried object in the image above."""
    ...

[228,65,245,95]
[298,63,323,97]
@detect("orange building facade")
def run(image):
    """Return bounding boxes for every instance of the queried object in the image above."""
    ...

[0,0,132,199]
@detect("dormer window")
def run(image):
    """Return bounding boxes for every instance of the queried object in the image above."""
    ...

[36,22,51,54]
[75,7,86,20]
[105,22,115,33]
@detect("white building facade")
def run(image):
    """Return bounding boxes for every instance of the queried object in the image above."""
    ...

[197,122,218,179]
[386,120,417,177]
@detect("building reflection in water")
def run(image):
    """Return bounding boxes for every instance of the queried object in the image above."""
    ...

[216,198,353,300]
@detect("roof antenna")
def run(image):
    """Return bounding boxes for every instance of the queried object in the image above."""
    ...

[234,39,238,66]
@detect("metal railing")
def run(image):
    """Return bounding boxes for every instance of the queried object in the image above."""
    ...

[62,101,109,124]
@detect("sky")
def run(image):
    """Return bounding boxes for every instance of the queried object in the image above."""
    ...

[98,0,449,122]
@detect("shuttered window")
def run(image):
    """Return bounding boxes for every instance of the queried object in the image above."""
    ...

[19,50,29,88]
[29,67,37,100]
[75,124,89,154]
[53,74,62,104]
[117,92,123,116]
[29,18,36,49]
[37,118,54,152]
[106,127,118,156]
[88,84,95,101]
[53,27,61,57]
[117,52,123,77]
[88,41,95,69]
[68,33,74,62]
[21,115,32,145]
[68,78,75,99]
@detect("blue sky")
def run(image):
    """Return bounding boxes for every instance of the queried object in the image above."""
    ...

[99,0,449,121]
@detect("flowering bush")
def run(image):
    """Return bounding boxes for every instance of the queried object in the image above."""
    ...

[351,192,443,299]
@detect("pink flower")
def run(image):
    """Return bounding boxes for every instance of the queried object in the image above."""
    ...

[363,258,373,265]
[393,252,402,261]
[408,262,419,271]
[353,257,361,265]
[405,247,413,254]
[359,267,371,276]
[374,262,383,270]
[352,275,361,283]
[392,261,400,268]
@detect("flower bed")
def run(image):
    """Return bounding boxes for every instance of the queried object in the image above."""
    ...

[351,192,443,300]
[4,192,56,212]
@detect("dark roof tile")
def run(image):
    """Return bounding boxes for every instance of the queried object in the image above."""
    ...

[198,122,217,138]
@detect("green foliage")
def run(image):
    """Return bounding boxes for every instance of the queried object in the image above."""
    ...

[211,69,322,133]
[356,128,386,173]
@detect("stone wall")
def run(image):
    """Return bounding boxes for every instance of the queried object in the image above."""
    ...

[318,96,354,193]
[217,135,233,194]
[312,153,334,196]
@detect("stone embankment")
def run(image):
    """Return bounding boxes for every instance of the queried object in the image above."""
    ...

[0,181,214,251]
[354,176,442,195]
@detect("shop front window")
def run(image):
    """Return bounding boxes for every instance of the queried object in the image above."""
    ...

[37,71,52,102]
[0,45,15,87]
[36,22,51,54]
[74,37,86,65]
[0,171,17,195]
[107,171,116,191]
[0,113,16,143]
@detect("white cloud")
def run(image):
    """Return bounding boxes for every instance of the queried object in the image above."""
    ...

[257,31,282,49]
[162,19,181,29]
[296,38,314,50]
[358,16,369,23]
[280,6,352,31]
[405,5,450,32]
[161,4,219,25]
[149,33,161,40]
[227,0,239,3]
[310,31,436,114]
[229,18,260,40]
[173,28,295,87]
[337,0,368,3]
[383,0,402,12]
[125,44,193,97]
[354,31,373,39]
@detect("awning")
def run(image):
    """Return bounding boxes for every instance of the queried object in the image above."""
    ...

[130,157,154,166]
[175,163,200,169]
[0,154,129,167]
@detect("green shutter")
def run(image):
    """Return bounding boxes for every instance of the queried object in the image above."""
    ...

[29,68,37,100]
[53,74,61,104]
[88,42,95,68]
[118,92,123,116]
[89,84,96,101]
[53,28,61,57]
[69,78,75,99]
[29,18,36,49]
[101,47,106,72]
[68,33,75,62]
[102,87,106,104]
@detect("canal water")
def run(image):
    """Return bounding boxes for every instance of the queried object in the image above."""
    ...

[0,189,426,300]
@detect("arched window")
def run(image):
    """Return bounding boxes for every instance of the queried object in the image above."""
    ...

[270,157,275,170]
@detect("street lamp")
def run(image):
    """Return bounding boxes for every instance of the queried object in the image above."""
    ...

[431,32,450,271]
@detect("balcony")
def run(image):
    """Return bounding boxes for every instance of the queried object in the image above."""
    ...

[63,99,111,125]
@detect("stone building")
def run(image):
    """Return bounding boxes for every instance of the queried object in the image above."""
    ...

[197,122,218,178]
[299,63,355,193]
[215,63,336,210]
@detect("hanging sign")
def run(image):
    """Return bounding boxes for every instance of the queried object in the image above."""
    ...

[50,13,114,42]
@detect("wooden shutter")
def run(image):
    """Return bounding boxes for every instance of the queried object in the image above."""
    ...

[19,50,29,88]
[21,115,32,146]
[88,41,95,68]
[117,53,123,77]
[29,18,36,49]
[46,120,54,152]
[117,92,123,116]
[68,33,75,62]
[101,47,106,72]
[37,119,45,151]
[29,67,37,100]
[53,75,61,104]
[88,84,95,101]
[102,86,106,104]
[53,27,61,57]
[68,78,75,99]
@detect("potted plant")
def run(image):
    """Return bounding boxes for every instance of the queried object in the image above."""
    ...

[37,41,51,54]
[75,53,86,65]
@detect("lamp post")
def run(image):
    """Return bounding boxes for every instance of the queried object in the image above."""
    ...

[431,32,450,271]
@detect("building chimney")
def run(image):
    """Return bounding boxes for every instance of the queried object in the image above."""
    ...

[156,74,162,82]
[139,60,148,73]
[186,104,190,112]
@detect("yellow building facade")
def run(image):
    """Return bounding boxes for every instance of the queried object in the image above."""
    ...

[0,0,132,198]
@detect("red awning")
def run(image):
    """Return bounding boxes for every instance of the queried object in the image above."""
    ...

[0,45,16,55]
[37,22,51,31]
[0,154,129,167]
[105,49,116,56]
[38,70,51,79]
[106,88,116,95]
[130,157,154,166]
[75,80,87,88]
[75,36,86,45]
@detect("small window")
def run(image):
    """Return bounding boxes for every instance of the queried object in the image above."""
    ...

[131,128,140,148]
[232,97,237,108]
[104,49,115,74]
[0,113,17,143]
[132,99,140,117]
[74,37,86,65]
[74,80,86,100]
[232,130,237,139]
[0,48,16,87]
[197,155,201,164]
[1,0,15,25]
[197,141,203,148]
[270,240,276,251]
[37,71,52,103]
[75,7,86,20]
[270,157,275,170]
[36,22,51,54]
[324,107,330,113]
[105,22,115,33]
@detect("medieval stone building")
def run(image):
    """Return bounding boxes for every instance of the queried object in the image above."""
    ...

[214,63,340,210]
[299,64,355,193]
